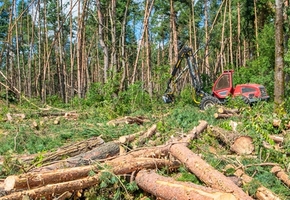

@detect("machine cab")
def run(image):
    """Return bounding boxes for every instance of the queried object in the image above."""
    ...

[212,70,234,99]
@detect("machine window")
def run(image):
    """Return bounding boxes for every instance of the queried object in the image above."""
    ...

[242,87,256,93]
[215,74,230,90]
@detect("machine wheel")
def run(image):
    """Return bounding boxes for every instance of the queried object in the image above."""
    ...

[241,95,250,104]
[200,96,220,110]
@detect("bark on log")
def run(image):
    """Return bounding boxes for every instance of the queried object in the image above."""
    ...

[135,170,237,200]
[114,120,209,163]
[118,131,143,144]
[3,157,179,199]
[234,168,280,200]
[271,166,290,188]
[0,136,104,167]
[4,165,98,191]
[214,113,234,119]
[269,135,284,143]
[171,120,208,145]
[31,141,119,172]
[210,126,254,155]
[169,144,252,200]
[273,119,281,127]
[217,107,240,115]
[132,124,157,147]
[5,156,179,192]
[0,174,100,200]
[107,116,149,126]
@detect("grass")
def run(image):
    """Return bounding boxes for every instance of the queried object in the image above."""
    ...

[0,98,290,199]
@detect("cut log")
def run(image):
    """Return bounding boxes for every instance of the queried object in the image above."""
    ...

[210,126,254,155]
[273,119,281,127]
[172,120,208,144]
[269,135,284,143]
[214,113,234,119]
[217,107,240,115]
[169,144,252,200]
[31,141,119,172]
[271,166,290,188]
[4,165,98,191]
[1,136,105,169]
[132,124,157,147]
[0,174,100,200]
[4,158,179,192]
[234,168,281,200]
[230,136,254,155]
[118,131,143,144]
[135,170,237,200]
[114,120,209,163]
[107,116,149,126]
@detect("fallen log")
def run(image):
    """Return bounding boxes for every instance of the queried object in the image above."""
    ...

[269,135,284,143]
[118,131,143,144]
[271,166,290,188]
[170,120,208,144]
[4,165,98,191]
[169,144,252,200]
[0,174,100,200]
[107,116,149,126]
[233,168,280,200]
[214,113,234,119]
[132,124,157,147]
[217,107,240,115]
[0,136,104,168]
[210,126,254,155]
[135,170,236,200]
[31,141,119,172]
[114,120,209,163]
[5,156,179,192]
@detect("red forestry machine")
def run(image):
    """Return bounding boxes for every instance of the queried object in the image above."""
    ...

[162,45,269,109]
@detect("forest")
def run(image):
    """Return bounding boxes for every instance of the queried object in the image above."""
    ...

[0,0,290,199]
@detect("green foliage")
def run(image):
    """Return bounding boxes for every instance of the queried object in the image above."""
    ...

[176,166,201,184]
[245,166,290,199]
[84,170,139,200]
[234,24,275,99]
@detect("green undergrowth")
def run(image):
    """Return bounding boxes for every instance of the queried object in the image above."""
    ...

[0,94,290,199]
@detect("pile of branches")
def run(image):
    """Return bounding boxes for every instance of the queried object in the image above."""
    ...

[0,114,289,200]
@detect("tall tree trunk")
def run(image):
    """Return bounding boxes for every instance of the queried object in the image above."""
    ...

[56,0,65,102]
[218,0,228,73]
[77,1,82,98]
[110,0,117,74]
[192,0,197,52]
[132,0,154,83]
[204,0,209,74]
[119,0,130,92]
[170,0,178,65]
[274,0,285,111]
[254,0,259,57]
[96,0,109,83]
[6,1,13,105]
[237,2,241,67]
[70,0,75,101]
[13,0,21,103]
[145,23,152,97]
[229,0,233,66]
